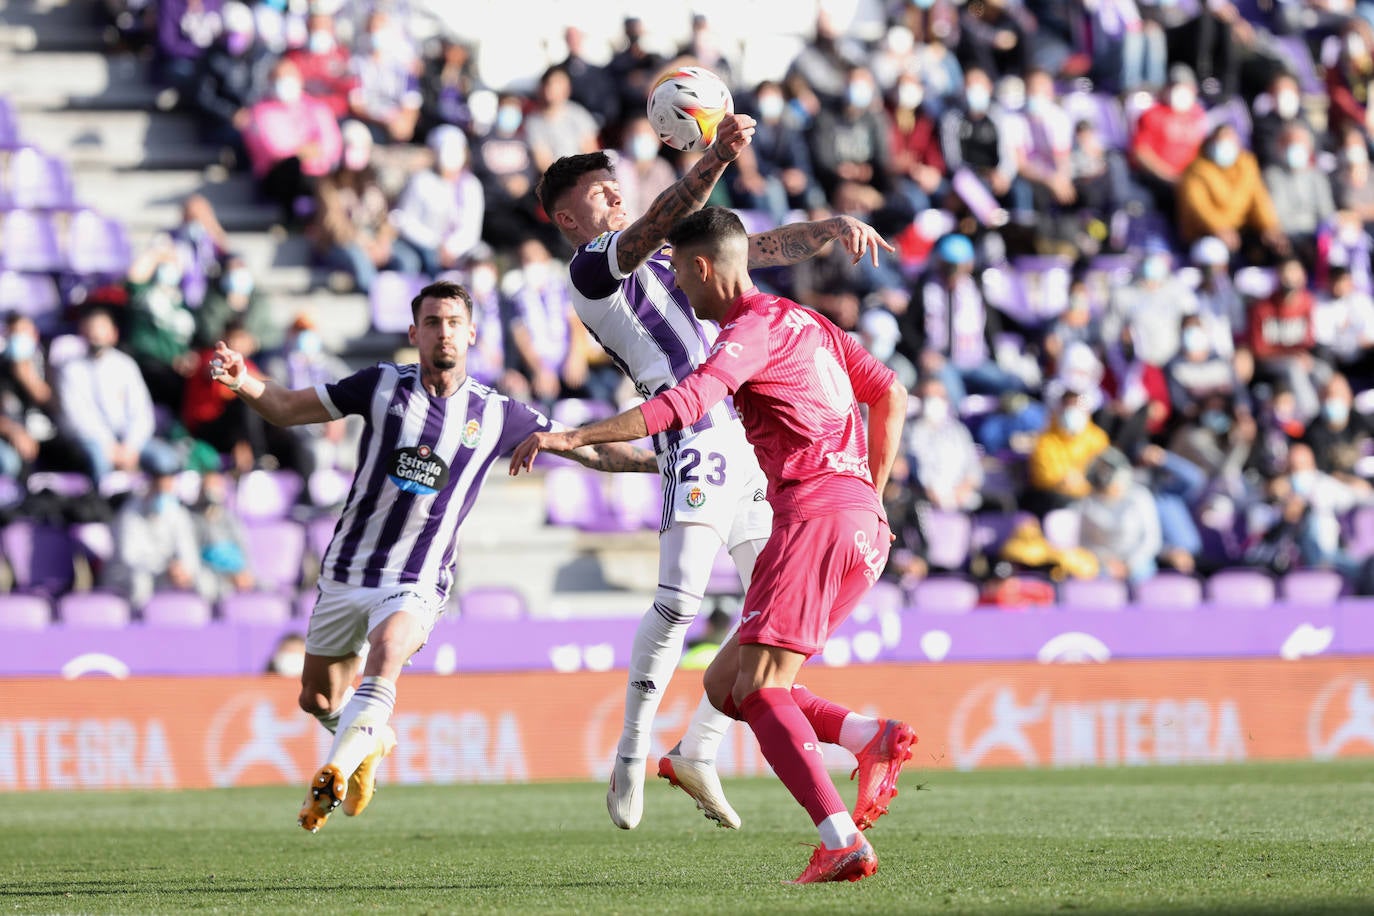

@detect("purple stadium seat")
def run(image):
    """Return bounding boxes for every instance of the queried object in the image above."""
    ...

[1234,266,1277,300]
[0,474,22,507]
[605,471,662,531]
[27,472,93,498]
[307,514,337,565]
[1011,255,1073,322]
[307,467,351,508]
[1133,572,1203,610]
[0,97,19,150]
[1206,97,1252,147]
[57,591,131,628]
[458,585,527,620]
[243,519,306,592]
[1082,254,1139,315]
[1279,568,1346,604]
[46,332,87,368]
[1,520,75,595]
[1205,568,1276,607]
[1,211,64,272]
[0,271,61,325]
[0,593,51,629]
[924,509,972,571]
[1058,576,1129,610]
[370,271,428,334]
[6,147,74,210]
[236,469,304,521]
[857,578,905,617]
[970,512,1023,558]
[66,209,132,278]
[1345,505,1374,558]
[705,545,743,596]
[543,465,638,533]
[296,587,317,620]
[142,590,212,627]
[908,575,981,612]
[218,590,293,625]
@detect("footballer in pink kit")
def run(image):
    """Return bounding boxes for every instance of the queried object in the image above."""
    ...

[512,208,918,884]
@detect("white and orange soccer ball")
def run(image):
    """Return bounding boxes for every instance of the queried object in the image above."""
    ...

[646,66,734,152]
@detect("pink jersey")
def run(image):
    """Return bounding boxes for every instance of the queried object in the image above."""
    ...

[640,288,896,523]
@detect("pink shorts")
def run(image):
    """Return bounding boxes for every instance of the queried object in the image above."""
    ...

[738,508,891,656]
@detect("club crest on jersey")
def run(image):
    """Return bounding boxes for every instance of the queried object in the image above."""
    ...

[461,419,482,448]
[686,485,706,508]
[388,445,450,495]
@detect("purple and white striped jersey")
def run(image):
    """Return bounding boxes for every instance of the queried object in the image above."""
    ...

[568,230,737,455]
[314,364,550,598]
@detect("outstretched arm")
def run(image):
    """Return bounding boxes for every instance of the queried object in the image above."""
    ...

[748,214,895,268]
[556,440,658,473]
[210,341,334,427]
[510,406,650,475]
[866,376,908,498]
[615,114,757,274]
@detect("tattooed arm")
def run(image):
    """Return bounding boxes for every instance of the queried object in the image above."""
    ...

[556,440,659,474]
[614,114,757,274]
[748,214,895,269]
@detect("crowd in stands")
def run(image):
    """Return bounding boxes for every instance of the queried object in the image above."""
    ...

[5,0,1374,615]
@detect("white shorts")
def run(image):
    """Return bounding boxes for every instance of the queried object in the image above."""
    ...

[659,420,771,549]
[304,578,445,658]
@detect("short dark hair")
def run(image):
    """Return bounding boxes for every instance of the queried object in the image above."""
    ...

[410,279,473,324]
[536,151,613,216]
[664,206,747,253]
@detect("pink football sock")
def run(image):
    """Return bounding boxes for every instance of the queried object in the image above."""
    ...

[740,687,847,826]
[789,684,851,745]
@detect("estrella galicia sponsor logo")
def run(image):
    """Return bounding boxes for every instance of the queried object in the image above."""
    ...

[388,444,450,495]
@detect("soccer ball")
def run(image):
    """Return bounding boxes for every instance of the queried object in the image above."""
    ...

[647,67,734,152]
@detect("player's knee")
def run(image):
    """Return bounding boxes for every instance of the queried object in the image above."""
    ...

[652,586,701,625]
[703,664,734,713]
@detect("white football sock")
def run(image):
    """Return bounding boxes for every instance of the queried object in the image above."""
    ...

[326,676,395,778]
[618,600,693,760]
[676,693,734,760]
[818,811,861,850]
[313,686,354,734]
[839,713,881,753]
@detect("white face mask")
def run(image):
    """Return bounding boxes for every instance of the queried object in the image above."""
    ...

[1275,90,1300,120]
[1285,143,1309,169]
[897,83,924,111]
[1211,139,1239,167]
[1169,86,1195,112]
[630,134,659,162]
[437,145,466,172]
[966,86,991,114]
[307,30,334,54]
[271,650,305,678]
[274,77,302,104]
[923,396,949,424]
[469,266,497,296]
[758,94,785,120]
[1060,406,1088,434]
[1347,144,1369,165]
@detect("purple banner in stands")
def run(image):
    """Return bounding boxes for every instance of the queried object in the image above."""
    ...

[3,601,1374,676]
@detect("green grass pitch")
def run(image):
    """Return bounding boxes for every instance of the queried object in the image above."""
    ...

[3,761,1372,914]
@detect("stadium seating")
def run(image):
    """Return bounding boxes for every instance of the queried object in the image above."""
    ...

[0,592,51,629]
[141,590,212,627]
[1058,576,1130,610]
[1,520,76,596]
[370,271,428,334]
[908,575,981,613]
[923,509,973,571]
[1279,567,1346,604]
[243,519,307,593]
[1133,572,1204,610]
[0,210,64,272]
[56,590,131,628]
[459,585,527,620]
[65,208,131,279]
[235,469,304,521]
[1205,568,1277,607]
[218,590,293,626]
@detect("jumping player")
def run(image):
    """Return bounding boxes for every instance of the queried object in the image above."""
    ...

[510,208,916,883]
[537,116,895,830]
[209,280,657,833]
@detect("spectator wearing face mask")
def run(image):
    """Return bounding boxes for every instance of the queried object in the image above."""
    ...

[1177,123,1288,257]
[614,116,677,220]
[309,120,419,295]
[169,194,230,310]
[192,1,275,167]
[456,245,522,396]
[0,313,59,478]
[1245,257,1327,422]
[124,237,199,412]
[243,57,343,224]
[1282,442,1374,585]
[506,238,598,406]
[1165,313,1257,484]
[194,469,256,600]
[939,67,1030,214]
[810,64,895,215]
[1334,127,1374,229]
[261,313,360,477]
[1250,72,1314,170]
[887,73,947,214]
[728,80,822,225]
[285,11,356,120]
[1191,235,1242,358]
[905,376,984,511]
[56,308,171,482]
[1129,64,1209,217]
[1107,241,1197,367]
[524,64,601,176]
[347,10,422,144]
[1078,448,1163,585]
[471,93,560,254]
[419,35,481,139]
[102,445,210,607]
[391,125,486,277]
[1026,385,1110,516]
[1263,123,1335,268]
[1315,266,1374,385]
[194,253,277,350]
[1302,373,1371,479]
[1325,23,1374,140]
[181,319,270,474]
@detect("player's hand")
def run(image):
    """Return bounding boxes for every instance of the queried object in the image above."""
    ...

[509,430,577,475]
[832,215,896,267]
[209,341,247,391]
[713,113,756,163]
